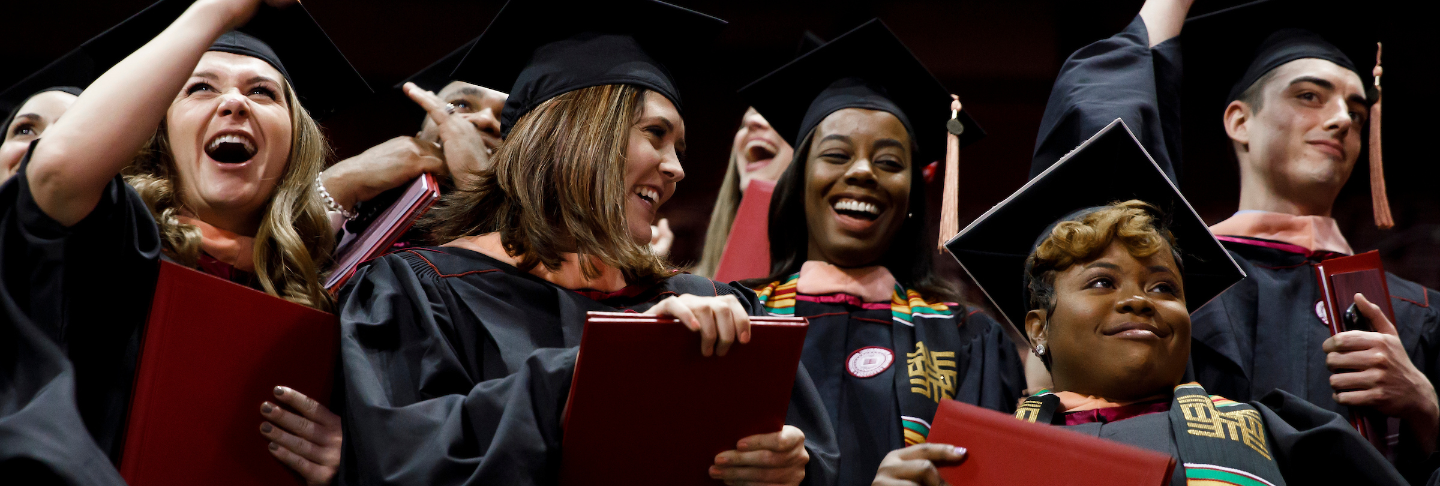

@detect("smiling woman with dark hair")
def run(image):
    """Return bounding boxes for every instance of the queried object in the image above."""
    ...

[738,20,1023,486]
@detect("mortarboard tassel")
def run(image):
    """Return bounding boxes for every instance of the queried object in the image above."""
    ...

[1370,42,1394,229]
[939,95,963,249]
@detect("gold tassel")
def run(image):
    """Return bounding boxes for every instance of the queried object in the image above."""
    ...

[938,95,962,249]
[1370,42,1394,229]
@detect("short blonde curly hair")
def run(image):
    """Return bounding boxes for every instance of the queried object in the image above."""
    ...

[1023,200,1182,313]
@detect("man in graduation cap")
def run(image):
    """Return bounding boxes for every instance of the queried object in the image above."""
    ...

[318,36,507,247]
[1030,0,1440,481]
[950,119,1405,486]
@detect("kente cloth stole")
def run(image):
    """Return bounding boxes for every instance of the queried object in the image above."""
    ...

[756,274,961,447]
[1014,383,1285,486]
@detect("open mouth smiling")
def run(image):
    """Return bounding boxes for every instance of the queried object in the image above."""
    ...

[205,132,258,164]
[830,196,884,221]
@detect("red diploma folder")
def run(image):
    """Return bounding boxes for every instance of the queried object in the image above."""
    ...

[324,173,441,292]
[1314,250,1397,453]
[927,399,1176,486]
[120,261,339,485]
[713,179,775,283]
[560,311,808,485]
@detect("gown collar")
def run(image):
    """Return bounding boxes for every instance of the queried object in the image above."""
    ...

[1209,210,1353,255]
[444,233,629,292]
[176,215,255,272]
[795,261,897,303]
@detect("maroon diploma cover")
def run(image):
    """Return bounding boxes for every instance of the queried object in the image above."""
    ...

[714,179,775,283]
[325,173,441,292]
[1314,250,1397,452]
[560,311,807,485]
[120,261,339,485]
[927,399,1176,485]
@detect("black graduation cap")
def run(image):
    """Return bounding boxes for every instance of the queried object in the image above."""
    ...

[395,38,480,94]
[222,3,372,120]
[945,119,1245,337]
[1,0,368,123]
[451,0,726,137]
[738,19,984,161]
[1181,0,1392,226]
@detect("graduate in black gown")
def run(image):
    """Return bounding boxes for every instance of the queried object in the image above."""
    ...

[1030,0,1440,482]
[333,1,837,484]
[0,0,369,482]
[949,120,1406,486]
[320,35,509,251]
[733,20,1022,486]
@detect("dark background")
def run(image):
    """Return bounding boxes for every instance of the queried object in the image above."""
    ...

[7,0,1437,302]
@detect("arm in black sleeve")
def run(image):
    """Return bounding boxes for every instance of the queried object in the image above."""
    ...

[1259,389,1408,486]
[1031,15,1184,183]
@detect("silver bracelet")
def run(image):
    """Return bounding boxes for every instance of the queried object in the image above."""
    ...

[316,174,358,220]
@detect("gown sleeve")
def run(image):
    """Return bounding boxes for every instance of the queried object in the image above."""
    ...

[0,140,162,465]
[1258,389,1408,486]
[334,255,577,486]
[1030,14,1184,183]
[954,308,1026,413]
[0,302,128,486]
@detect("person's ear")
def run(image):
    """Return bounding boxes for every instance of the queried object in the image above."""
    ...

[1223,100,1252,148]
[1025,309,1049,352]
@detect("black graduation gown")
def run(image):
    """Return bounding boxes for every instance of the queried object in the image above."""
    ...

[1191,238,1440,483]
[1031,14,1440,483]
[752,278,1024,486]
[334,247,840,486]
[0,142,162,473]
[1060,390,1406,485]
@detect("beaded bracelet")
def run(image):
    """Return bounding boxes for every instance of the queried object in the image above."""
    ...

[316,174,358,220]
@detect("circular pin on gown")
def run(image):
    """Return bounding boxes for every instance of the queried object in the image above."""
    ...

[847,346,895,378]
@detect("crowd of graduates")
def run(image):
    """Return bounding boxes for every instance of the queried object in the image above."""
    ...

[2,0,1437,485]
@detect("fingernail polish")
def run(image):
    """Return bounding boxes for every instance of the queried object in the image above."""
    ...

[274,386,285,397]
[269,442,279,451]
[954,446,967,456]
[261,423,272,433]
[261,402,273,414]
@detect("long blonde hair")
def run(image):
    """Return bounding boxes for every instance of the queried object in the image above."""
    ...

[125,80,335,311]
[423,84,672,284]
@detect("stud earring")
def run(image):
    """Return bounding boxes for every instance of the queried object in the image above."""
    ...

[1033,344,1047,357]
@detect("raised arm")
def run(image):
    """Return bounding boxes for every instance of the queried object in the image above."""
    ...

[1138,0,1194,47]
[25,0,284,227]
[1030,0,1194,182]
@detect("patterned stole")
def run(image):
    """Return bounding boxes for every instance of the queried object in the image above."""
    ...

[755,275,962,447]
[1012,383,1285,486]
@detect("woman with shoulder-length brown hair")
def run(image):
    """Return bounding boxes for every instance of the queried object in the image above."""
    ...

[0,0,368,482]
[333,1,837,484]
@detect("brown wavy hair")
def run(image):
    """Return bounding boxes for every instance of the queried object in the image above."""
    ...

[1024,200,1183,314]
[422,84,671,283]
[124,80,335,311]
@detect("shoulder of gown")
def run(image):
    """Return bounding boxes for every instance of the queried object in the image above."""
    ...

[1256,389,1408,485]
